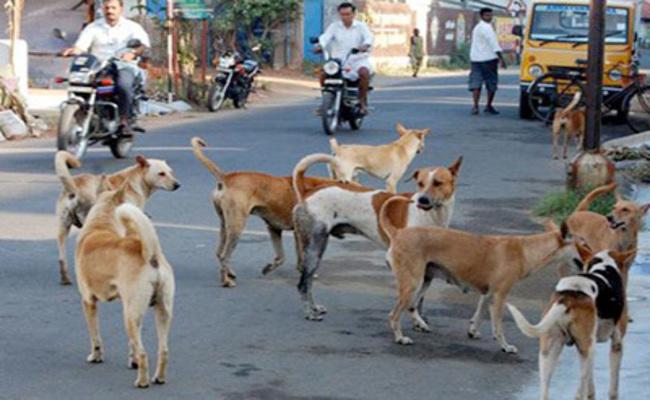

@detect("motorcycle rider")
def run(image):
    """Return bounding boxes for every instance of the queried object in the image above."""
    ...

[315,2,374,115]
[62,0,150,136]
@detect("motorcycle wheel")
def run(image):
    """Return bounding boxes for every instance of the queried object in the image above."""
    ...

[233,90,248,109]
[57,104,89,159]
[349,107,364,130]
[208,82,227,112]
[109,136,133,159]
[321,92,338,136]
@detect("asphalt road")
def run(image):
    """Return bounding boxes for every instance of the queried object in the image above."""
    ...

[1,71,648,400]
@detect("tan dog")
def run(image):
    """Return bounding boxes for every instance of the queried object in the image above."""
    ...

[55,151,180,285]
[293,154,461,321]
[380,197,577,353]
[191,137,335,287]
[565,182,648,283]
[552,92,585,159]
[507,246,635,400]
[75,187,174,388]
[329,122,429,193]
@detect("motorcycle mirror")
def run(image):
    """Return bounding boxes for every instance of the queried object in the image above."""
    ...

[351,48,360,55]
[53,28,67,41]
[126,39,143,49]
[309,37,319,44]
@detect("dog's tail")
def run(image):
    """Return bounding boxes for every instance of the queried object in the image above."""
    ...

[115,203,162,268]
[574,182,617,212]
[329,137,340,155]
[379,196,411,243]
[506,302,567,338]
[558,91,582,117]
[55,151,81,194]
[292,153,336,203]
[191,137,225,180]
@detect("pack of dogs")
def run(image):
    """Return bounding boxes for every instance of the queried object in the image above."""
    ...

[52,122,646,398]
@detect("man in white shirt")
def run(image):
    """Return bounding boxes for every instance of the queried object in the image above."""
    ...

[62,0,150,134]
[469,8,507,115]
[316,2,374,114]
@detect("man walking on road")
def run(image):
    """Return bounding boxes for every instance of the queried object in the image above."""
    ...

[469,8,507,115]
[409,28,424,78]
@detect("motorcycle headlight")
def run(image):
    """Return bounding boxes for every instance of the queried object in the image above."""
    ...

[69,72,92,84]
[528,64,544,78]
[323,61,340,76]
[609,69,622,81]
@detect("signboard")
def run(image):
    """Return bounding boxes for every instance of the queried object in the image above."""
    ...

[495,17,518,52]
[147,0,212,20]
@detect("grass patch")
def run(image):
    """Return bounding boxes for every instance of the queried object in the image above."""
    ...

[534,187,616,224]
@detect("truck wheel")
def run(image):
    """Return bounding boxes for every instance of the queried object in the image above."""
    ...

[519,91,533,120]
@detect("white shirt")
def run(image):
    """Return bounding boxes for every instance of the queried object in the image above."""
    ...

[75,17,151,62]
[319,20,374,61]
[470,20,502,62]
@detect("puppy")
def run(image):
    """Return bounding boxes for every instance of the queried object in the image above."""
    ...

[507,246,635,400]
[379,196,577,353]
[329,122,429,193]
[55,151,180,285]
[566,182,648,284]
[292,153,462,321]
[552,91,585,159]
[191,137,335,287]
[75,186,175,388]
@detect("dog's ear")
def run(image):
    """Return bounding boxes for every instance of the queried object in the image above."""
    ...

[641,203,650,215]
[422,128,431,136]
[404,170,419,183]
[448,156,463,176]
[610,249,636,271]
[396,122,408,137]
[575,240,593,263]
[113,183,128,203]
[417,129,430,140]
[543,219,559,232]
[96,174,112,194]
[135,155,149,169]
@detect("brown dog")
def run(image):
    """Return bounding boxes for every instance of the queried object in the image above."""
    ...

[55,151,180,285]
[191,137,335,287]
[75,186,175,388]
[328,123,429,193]
[552,92,585,159]
[507,246,635,400]
[565,182,648,283]
[293,153,461,321]
[380,197,577,353]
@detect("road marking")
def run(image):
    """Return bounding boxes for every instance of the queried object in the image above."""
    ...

[373,98,517,107]
[0,146,247,155]
[377,84,518,92]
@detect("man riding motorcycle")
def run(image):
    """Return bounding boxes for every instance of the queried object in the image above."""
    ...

[62,0,150,137]
[315,2,374,115]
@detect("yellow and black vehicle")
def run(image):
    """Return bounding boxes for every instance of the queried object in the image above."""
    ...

[516,0,644,125]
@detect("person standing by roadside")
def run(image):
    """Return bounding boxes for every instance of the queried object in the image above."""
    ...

[409,28,424,78]
[469,8,507,115]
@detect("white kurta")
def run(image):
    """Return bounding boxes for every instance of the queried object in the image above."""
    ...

[319,20,374,80]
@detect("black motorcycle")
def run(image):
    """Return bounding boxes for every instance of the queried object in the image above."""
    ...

[56,38,147,159]
[208,48,261,112]
[310,37,370,136]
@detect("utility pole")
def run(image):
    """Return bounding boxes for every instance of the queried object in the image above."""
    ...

[166,0,174,103]
[569,0,615,189]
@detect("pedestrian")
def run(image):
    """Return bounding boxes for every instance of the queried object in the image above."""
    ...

[409,28,424,78]
[469,7,507,115]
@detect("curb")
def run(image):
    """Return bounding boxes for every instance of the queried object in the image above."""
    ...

[603,131,650,148]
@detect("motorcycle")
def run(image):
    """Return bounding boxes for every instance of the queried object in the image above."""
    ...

[310,37,370,136]
[55,35,147,159]
[208,47,261,112]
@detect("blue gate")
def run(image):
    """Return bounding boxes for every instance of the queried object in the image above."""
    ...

[303,0,324,63]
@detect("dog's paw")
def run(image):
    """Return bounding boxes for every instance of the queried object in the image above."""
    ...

[128,358,138,369]
[152,376,166,385]
[86,352,103,364]
[413,323,431,333]
[312,304,327,315]
[221,278,237,288]
[501,344,518,354]
[467,329,481,340]
[396,336,414,345]
[134,378,150,389]
[305,313,324,321]
[262,263,278,276]
[60,277,72,286]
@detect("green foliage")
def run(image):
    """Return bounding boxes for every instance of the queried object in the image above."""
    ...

[442,42,471,70]
[534,187,616,225]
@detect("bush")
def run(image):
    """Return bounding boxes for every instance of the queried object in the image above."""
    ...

[534,187,616,224]
[442,42,471,70]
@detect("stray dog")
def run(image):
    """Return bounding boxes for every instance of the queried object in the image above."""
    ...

[75,186,175,388]
[191,137,335,287]
[292,153,462,321]
[379,196,577,353]
[55,151,180,285]
[552,92,585,159]
[507,246,635,400]
[566,182,648,283]
[329,122,429,192]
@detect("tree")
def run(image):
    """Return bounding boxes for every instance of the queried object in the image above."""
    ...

[4,0,24,78]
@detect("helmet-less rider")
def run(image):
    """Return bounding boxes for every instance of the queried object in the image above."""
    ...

[315,2,374,115]
[62,0,150,137]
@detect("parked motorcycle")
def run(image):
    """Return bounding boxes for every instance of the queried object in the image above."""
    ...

[208,48,261,112]
[55,33,147,159]
[310,37,370,136]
